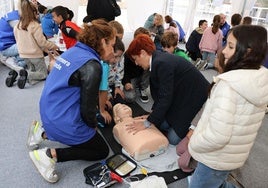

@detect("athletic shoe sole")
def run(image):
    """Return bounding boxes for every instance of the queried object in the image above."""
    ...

[18,69,28,89]
[29,150,58,183]
[140,97,149,103]
[5,70,18,87]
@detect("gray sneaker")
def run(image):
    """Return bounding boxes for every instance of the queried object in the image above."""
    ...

[27,120,44,150]
[29,148,58,183]
[195,60,208,71]
[192,58,201,66]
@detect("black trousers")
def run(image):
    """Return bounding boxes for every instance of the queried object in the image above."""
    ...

[56,132,109,162]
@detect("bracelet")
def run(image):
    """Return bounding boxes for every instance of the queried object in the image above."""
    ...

[143,119,151,128]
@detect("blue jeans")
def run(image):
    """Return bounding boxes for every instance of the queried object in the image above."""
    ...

[159,120,181,145]
[1,44,26,68]
[189,162,236,188]
[202,51,216,68]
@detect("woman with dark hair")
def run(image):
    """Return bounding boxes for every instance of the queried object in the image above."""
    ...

[27,19,116,183]
[125,34,209,146]
[188,25,268,188]
[198,14,223,70]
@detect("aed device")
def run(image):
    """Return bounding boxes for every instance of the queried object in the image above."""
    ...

[106,154,137,177]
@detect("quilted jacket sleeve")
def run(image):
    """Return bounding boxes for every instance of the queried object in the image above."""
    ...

[189,80,236,153]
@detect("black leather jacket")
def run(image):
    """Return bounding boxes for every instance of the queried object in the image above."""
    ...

[68,59,102,127]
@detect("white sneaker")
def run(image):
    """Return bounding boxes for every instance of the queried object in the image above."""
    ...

[29,148,58,183]
[27,121,44,150]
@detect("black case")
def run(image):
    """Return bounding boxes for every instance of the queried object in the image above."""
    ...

[106,153,137,177]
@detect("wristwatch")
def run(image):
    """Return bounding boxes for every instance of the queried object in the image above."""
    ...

[189,125,196,130]
[143,119,151,128]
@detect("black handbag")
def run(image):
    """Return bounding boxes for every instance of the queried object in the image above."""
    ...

[83,162,117,187]
[109,0,121,17]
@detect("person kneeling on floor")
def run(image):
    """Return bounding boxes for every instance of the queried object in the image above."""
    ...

[27,19,116,183]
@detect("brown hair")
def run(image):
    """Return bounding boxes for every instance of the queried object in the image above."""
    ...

[78,19,116,57]
[18,0,38,30]
[212,15,221,34]
[231,13,242,26]
[161,31,178,48]
[133,27,150,38]
[127,34,156,56]
[164,15,173,23]
[109,20,124,36]
[242,16,252,25]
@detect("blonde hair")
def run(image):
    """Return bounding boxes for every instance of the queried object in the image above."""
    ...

[154,14,164,26]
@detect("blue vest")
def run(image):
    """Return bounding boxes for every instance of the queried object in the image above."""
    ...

[40,42,100,145]
[0,10,19,51]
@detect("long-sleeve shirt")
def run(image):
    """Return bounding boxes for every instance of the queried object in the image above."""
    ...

[199,27,223,54]
[14,21,57,58]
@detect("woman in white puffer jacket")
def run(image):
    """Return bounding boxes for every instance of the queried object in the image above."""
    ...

[188,25,268,188]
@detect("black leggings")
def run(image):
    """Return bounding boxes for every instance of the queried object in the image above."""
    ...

[56,132,109,162]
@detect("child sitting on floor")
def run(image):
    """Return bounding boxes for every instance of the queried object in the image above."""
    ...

[51,6,80,49]
[161,31,190,61]
[13,0,59,89]
[97,37,125,126]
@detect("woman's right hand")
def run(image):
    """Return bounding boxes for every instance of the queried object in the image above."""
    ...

[126,120,146,135]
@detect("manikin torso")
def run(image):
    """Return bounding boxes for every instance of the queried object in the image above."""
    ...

[113,104,169,161]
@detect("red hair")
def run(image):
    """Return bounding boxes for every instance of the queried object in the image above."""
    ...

[126,34,156,57]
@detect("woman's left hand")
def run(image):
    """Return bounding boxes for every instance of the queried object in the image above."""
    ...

[114,87,125,99]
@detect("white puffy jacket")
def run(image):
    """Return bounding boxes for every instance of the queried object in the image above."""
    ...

[188,66,268,170]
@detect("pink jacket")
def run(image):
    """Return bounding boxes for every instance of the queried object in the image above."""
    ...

[199,27,223,54]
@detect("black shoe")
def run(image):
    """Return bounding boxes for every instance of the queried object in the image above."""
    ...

[5,70,18,87]
[17,69,28,89]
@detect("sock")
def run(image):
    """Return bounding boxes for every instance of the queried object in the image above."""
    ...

[41,132,46,139]
[46,148,53,158]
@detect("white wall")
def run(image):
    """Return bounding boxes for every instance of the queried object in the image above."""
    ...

[38,0,80,23]
[125,0,167,31]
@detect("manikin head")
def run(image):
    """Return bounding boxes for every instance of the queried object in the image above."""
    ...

[113,104,133,124]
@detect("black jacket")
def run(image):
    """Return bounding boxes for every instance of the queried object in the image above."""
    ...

[69,60,102,127]
[87,0,116,21]
[147,51,209,139]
